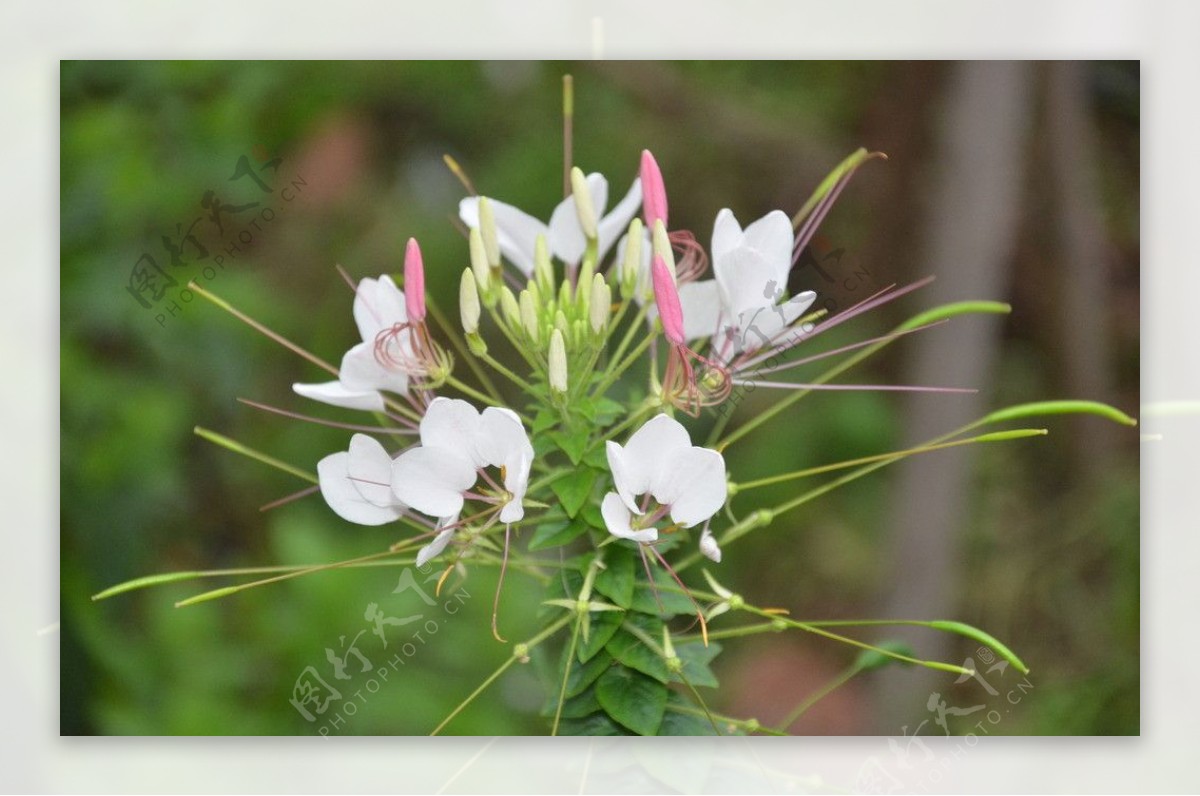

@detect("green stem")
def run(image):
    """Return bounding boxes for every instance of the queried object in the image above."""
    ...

[732,429,1048,493]
[664,703,786,736]
[551,615,584,736]
[605,302,649,376]
[92,557,420,601]
[775,665,859,731]
[426,292,504,402]
[742,607,974,676]
[590,335,655,399]
[194,426,317,484]
[430,614,572,735]
[188,280,340,377]
[479,351,537,394]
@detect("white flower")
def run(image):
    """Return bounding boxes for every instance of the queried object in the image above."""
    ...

[677,209,817,355]
[317,433,406,526]
[458,172,643,274]
[294,275,411,412]
[601,414,727,547]
[392,397,533,526]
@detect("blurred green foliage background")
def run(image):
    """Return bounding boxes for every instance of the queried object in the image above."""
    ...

[61,61,1139,735]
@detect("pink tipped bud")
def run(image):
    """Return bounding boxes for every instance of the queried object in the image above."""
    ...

[640,149,668,229]
[404,237,426,323]
[651,255,685,345]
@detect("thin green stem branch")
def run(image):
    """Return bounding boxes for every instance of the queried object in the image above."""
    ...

[430,614,572,735]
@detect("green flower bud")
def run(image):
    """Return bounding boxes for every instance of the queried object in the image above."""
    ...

[459,268,480,335]
[549,329,568,394]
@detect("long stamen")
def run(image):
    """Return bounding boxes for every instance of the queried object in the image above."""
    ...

[237,397,418,434]
[741,322,947,378]
[259,485,320,512]
[731,379,976,394]
[492,523,513,642]
[647,544,709,646]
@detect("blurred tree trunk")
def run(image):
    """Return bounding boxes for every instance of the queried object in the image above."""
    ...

[1045,61,1117,479]
[874,61,1035,730]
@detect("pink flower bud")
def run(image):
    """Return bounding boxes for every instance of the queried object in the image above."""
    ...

[640,149,668,229]
[651,255,684,345]
[404,237,426,323]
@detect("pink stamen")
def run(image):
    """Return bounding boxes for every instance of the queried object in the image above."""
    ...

[651,256,685,345]
[237,397,418,433]
[259,485,320,512]
[640,149,668,228]
[669,230,708,284]
[404,238,426,323]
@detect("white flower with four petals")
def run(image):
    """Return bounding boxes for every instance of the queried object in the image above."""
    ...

[601,414,727,556]
[677,209,817,356]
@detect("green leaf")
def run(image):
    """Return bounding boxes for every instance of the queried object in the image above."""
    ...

[531,408,559,434]
[630,568,698,616]
[528,516,590,551]
[593,545,637,608]
[580,499,606,530]
[550,467,597,518]
[565,648,613,697]
[979,400,1137,428]
[595,665,667,736]
[557,712,631,736]
[927,621,1030,675]
[607,628,671,684]
[591,397,625,425]
[582,445,609,470]
[660,694,723,736]
[576,610,623,663]
[854,640,916,673]
[894,300,1011,332]
[542,685,601,719]
[671,641,723,689]
[550,426,592,465]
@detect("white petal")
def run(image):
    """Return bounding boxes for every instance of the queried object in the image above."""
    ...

[699,527,722,563]
[419,397,485,467]
[606,441,643,515]
[353,275,407,342]
[597,176,643,263]
[601,492,658,544]
[293,381,384,413]
[392,447,476,519]
[318,451,404,526]
[498,451,530,524]
[655,447,727,528]
[339,341,408,396]
[781,290,818,325]
[716,247,784,322]
[677,279,723,342]
[740,210,794,288]
[459,196,548,276]
[548,173,607,265]
[710,208,744,267]
[478,406,533,469]
[416,516,458,567]
[623,414,693,496]
[347,434,400,508]
[728,290,818,354]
